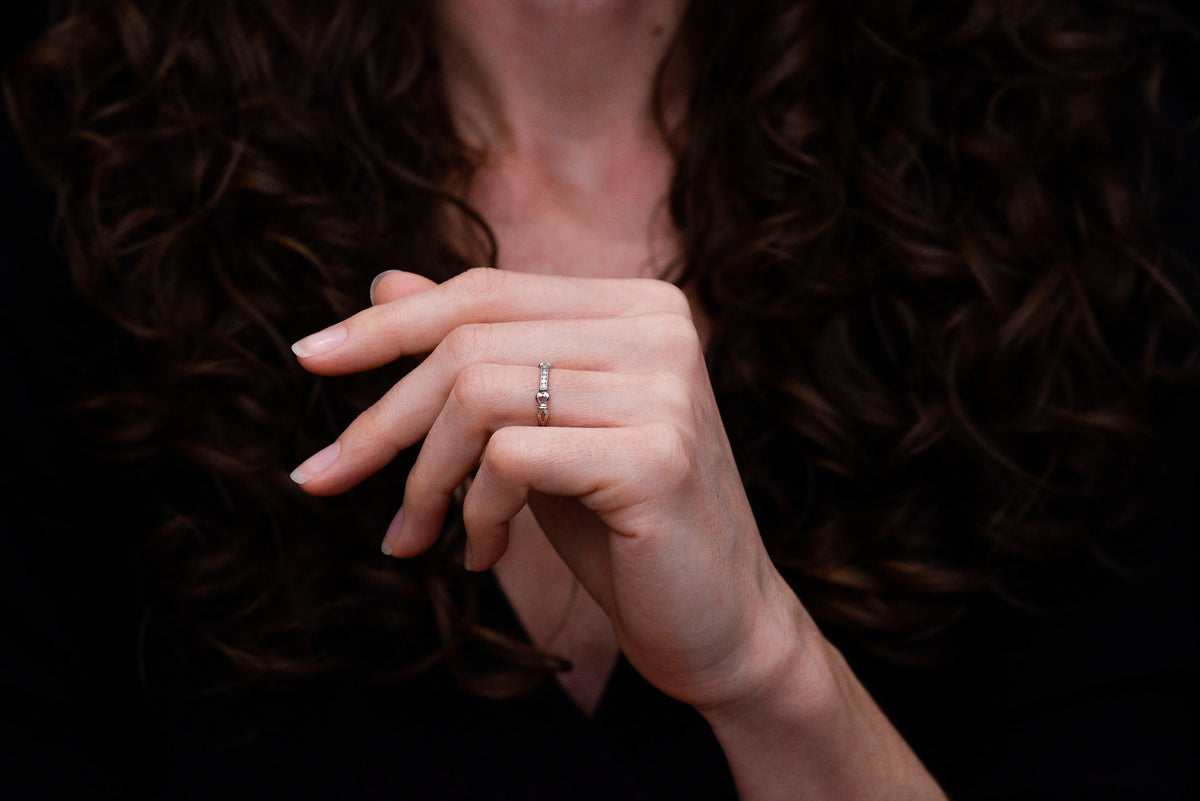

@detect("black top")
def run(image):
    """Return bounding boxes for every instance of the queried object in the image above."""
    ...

[2,29,1198,801]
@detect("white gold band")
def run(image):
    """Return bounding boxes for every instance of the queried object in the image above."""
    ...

[536,363,551,426]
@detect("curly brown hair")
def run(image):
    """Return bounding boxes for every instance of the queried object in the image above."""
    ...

[4,0,1197,692]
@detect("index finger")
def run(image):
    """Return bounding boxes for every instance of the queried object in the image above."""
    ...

[290,267,693,375]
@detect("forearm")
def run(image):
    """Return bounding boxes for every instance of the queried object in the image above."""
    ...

[699,598,947,801]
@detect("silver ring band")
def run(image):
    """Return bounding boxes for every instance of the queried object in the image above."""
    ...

[536,363,551,426]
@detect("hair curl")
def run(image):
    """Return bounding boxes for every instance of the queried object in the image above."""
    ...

[4,0,1197,690]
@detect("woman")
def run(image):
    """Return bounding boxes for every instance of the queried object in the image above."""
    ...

[1,0,1196,798]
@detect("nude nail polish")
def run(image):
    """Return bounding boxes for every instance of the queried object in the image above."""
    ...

[381,507,404,557]
[370,270,401,304]
[289,441,340,484]
[291,325,347,358]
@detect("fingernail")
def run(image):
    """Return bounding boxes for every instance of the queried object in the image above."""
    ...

[370,270,401,304]
[291,325,347,357]
[381,507,404,557]
[290,441,340,484]
[463,539,475,571]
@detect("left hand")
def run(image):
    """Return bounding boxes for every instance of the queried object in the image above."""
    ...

[288,267,809,711]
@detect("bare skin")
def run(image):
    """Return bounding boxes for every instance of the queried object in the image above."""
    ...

[289,2,948,798]
[436,0,692,713]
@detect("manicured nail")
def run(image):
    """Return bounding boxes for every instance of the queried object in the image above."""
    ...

[291,325,347,358]
[370,270,400,304]
[289,441,340,484]
[381,507,404,557]
[463,539,475,572]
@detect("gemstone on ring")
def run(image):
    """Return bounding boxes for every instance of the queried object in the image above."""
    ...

[537,363,551,426]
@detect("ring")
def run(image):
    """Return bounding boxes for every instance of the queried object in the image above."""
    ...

[536,362,551,426]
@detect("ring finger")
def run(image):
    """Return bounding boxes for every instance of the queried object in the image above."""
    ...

[384,364,689,558]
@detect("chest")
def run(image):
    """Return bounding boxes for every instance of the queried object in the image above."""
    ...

[492,504,619,716]
[464,148,682,282]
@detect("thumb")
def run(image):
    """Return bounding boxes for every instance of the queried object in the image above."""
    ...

[370,269,439,305]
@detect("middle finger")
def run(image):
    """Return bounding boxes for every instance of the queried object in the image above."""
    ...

[293,311,699,495]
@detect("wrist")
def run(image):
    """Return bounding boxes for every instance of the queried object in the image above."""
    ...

[695,577,840,732]
[695,580,948,801]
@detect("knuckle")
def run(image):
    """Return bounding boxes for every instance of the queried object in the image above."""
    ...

[642,421,693,487]
[441,322,492,364]
[652,371,694,421]
[460,498,485,537]
[349,395,401,451]
[649,310,701,356]
[482,427,525,481]
[645,279,693,318]
[457,266,506,302]
[403,460,430,504]
[452,362,501,410]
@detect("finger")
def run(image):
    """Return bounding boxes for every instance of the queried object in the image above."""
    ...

[291,267,694,373]
[370,270,439,306]
[291,312,701,495]
[384,365,689,558]
[460,422,690,594]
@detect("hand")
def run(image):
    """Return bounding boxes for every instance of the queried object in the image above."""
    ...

[288,267,809,710]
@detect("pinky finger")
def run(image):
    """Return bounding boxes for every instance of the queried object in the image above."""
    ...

[459,427,572,571]
[460,424,666,575]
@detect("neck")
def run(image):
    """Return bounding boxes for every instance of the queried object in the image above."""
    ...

[433,0,689,162]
